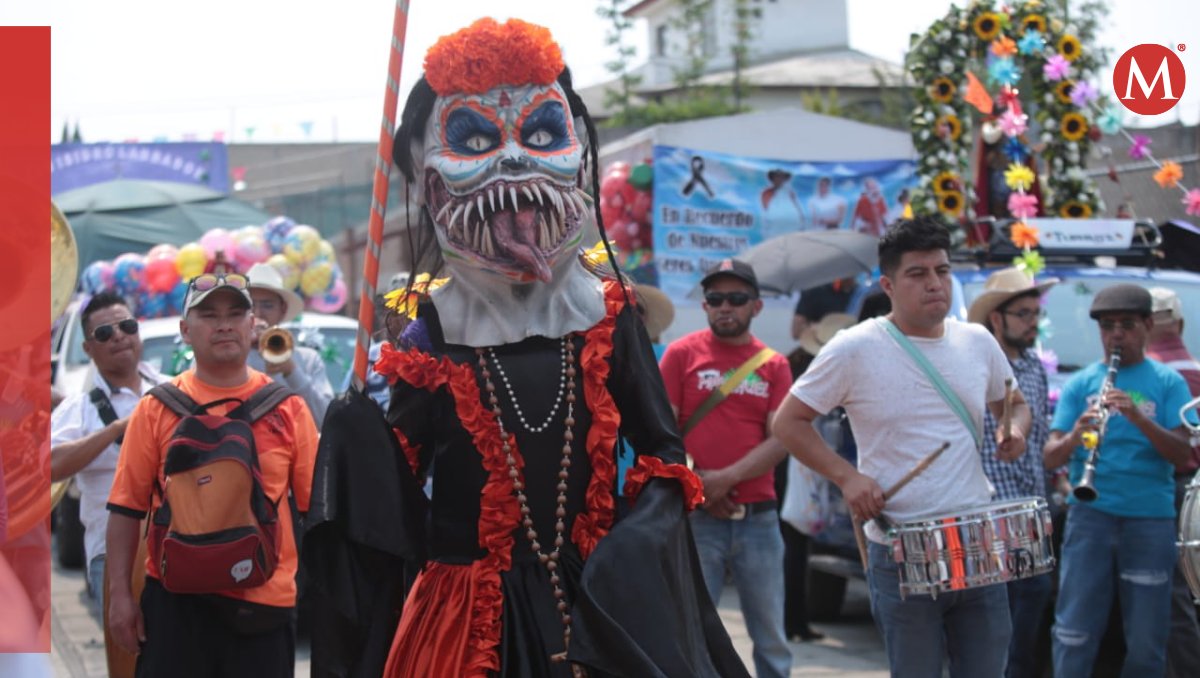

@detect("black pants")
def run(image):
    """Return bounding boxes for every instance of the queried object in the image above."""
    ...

[136,578,295,678]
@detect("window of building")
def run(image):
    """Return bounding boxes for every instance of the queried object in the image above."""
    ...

[656,24,668,57]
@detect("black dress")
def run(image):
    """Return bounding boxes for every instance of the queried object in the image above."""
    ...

[304,281,749,678]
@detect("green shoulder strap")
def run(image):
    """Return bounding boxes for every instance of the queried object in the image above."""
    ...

[682,347,777,437]
[878,318,982,449]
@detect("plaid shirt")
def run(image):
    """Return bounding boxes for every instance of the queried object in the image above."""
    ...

[982,349,1051,500]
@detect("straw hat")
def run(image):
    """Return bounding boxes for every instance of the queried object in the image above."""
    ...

[799,313,856,356]
[246,262,306,322]
[633,284,675,340]
[967,268,1059,325]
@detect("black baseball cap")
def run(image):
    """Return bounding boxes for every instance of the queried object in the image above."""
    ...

[1089,284,1152,319]
[701,258,759,293]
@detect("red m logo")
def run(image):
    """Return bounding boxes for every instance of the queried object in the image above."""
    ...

[1114,44,1187,116]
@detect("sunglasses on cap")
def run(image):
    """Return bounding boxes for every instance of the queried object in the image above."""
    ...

[189,273,248,292]
[90,318,139,343]
[704,291,755,308]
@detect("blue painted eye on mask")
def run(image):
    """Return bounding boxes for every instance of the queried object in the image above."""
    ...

[520,101,570,152]
[446,108,501,155]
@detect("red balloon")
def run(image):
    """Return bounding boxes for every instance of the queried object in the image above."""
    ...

[599,173,626,202]
[144,256,181,294]
[629,191,654,225]
[600,200,623,228]
[607,218,639,252]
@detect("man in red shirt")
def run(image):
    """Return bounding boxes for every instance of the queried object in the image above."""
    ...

[659,259,793,678]
[1146,286,1200,678]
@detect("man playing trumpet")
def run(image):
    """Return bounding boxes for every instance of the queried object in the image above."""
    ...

[1044,284,1197,676]
[246,263,334,427]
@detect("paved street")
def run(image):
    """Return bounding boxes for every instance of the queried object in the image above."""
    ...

[49,560,888,677]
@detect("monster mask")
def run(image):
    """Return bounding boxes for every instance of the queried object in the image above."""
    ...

[423,81,591,283]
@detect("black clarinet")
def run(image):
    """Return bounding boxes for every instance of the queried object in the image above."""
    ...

[1073,347,1122,502]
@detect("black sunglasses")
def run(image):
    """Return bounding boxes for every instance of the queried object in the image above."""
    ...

[90,318,139,343]
[705,291,754,307]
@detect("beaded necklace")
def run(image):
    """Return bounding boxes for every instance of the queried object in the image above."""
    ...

[475,335,583,671]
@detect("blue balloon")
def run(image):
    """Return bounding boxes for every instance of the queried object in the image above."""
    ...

[263,215,296,254]
[139,293,168,319]
[112,253,146,295]
[81,260,115,295]
[168,281,189,314]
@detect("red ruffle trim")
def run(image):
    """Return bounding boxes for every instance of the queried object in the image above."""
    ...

[623,456,705,511]
[393,428,422,479]
[572,279,626,559]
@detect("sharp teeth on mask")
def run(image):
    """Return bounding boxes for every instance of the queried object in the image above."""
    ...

[450,203,466,232]
[473,222,482,251]
[497,185,506,210]
[532,182,545,206]
[509,186,519,211]
[576,188,595,204]
[476,194,486,224]
[568,191,586,217]
[539,214,549,250]
[482,225,493,256]
[487,187,495,213]
[522,185,534,203]
[547,210,559,240]
[437,202,452,223]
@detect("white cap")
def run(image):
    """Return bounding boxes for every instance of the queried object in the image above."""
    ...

[1149,286,1183,322]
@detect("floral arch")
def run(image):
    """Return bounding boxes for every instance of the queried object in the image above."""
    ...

[907,0,1109,227]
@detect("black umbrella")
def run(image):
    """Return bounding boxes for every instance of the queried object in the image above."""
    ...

[738,230,879,295]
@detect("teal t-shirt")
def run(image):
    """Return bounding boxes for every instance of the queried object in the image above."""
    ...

[1051,357,1197,517]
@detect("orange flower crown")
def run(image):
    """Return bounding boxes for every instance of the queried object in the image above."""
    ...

[424,18,565,96]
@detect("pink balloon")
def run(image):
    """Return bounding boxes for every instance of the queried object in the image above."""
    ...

[307,276,347,313]
[199,228,236,261]
[233,233,271,272]
[146,243,180,262]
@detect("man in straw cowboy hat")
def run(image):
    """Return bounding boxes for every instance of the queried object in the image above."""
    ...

[967,267,1058,678]
[245,262,334,426]
[772,217,1032,677]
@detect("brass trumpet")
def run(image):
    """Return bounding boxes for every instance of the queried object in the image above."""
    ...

[259,326,294,364]
[1074,347,1122,502]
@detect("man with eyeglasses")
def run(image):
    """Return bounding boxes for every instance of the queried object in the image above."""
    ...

[50,291,166,611]
[967,267,1059,678]
[659,258,794,678]
[245,262,334,427]
[1044,284,1197,677]
[105,274,318,677]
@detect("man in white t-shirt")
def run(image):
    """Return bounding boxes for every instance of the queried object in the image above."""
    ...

[772,217,1032,677]
[50,291,166,611]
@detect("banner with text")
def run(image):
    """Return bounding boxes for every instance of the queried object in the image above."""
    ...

[652,144,915,301]
[52,142,230,195]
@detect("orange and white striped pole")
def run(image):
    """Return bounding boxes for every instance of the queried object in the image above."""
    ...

[352,0,411,390]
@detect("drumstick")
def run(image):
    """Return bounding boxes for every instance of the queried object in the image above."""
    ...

[1001,378,1014,440]
[852,441,950,571]
[883,441,951,500]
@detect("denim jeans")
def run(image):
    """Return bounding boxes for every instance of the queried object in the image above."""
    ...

[690,509,791,678]
[1052,503,1176,677]
[1167,473,1200,678]
[88,554,106,613]
[866,541,1011,678]
[1004,573,1052,678]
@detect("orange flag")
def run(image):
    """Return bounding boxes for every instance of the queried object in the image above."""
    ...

[964,71,993,115]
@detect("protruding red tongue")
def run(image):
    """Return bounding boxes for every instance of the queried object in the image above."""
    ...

[491,208,551,283]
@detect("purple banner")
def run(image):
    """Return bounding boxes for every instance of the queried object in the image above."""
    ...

[51,142,229,195]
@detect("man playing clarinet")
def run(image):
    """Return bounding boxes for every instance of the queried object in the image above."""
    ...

[1044,284,1196,677]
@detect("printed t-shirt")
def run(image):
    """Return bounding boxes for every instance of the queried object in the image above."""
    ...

[1050,358,1196,518]
[107,369,318,607]
[659,330,792,503]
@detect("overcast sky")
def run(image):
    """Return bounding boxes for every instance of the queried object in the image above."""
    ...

[8,0,1198,143]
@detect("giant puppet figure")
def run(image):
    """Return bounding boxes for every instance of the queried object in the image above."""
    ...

[304,18,750,678]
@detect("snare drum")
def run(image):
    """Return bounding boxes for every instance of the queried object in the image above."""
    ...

[890,496,1055,598]
[1180,477,1200,603]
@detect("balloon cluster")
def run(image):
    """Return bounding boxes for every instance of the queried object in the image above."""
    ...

[78,216,348,319]
[598,161,656,284]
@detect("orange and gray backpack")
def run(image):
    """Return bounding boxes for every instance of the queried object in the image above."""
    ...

[145,382,292,594]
